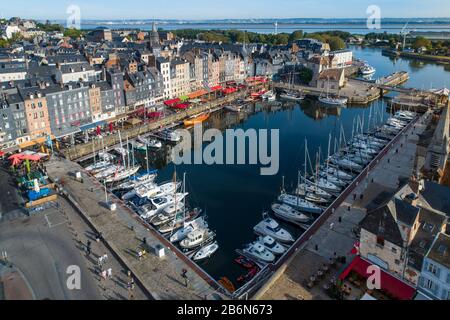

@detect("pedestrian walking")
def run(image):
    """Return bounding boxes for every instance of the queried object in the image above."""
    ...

[142,237,147,245]
[103,253,108,262]
[138,251,143,261]
[107,268,112,278]
[98,256,104,268]
[101,270,107,280]
[181,269,188,287]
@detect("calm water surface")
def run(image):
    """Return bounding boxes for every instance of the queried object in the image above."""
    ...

[113,46,450,287]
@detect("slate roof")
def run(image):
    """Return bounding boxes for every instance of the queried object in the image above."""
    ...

[360,198,420,247]
[419,181,450,217]
[427,233,450,269]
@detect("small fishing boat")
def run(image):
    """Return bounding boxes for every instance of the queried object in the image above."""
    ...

[234,256,256,269]
[180,228,216,250]
[271,203,311,224]
[114,147,128,157]
[253,218,294,243]
[218,277,236,293]
[184,113,210,127]
[130,140,147,152]
[257,236,286,255]
[192,241,219,261]
[360,64,376,76]
[237,266,260,283]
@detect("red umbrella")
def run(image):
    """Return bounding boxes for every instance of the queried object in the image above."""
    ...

[8,153,23,161]
[21,154,41,161]
[11,157,22,166]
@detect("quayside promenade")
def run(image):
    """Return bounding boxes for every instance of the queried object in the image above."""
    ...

[44,157,227,300]
[62,89,255,161]
[236,111,430,300]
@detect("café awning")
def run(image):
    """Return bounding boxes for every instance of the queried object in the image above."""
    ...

[339,256,416,300]
[210,85,222,92]
[164,98,180,106]
[188,89,208,99]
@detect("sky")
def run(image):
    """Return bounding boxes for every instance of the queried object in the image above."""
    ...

[1,0,450,20]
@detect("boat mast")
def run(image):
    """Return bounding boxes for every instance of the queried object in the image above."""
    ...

[118,130,126,167]
[92,138,96,165]
[327,133,331,173]
[145,145,149,173]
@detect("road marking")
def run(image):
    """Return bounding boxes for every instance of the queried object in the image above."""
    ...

[45,211,68,229]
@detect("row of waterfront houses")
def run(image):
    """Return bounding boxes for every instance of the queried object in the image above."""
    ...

[0,19,354,151]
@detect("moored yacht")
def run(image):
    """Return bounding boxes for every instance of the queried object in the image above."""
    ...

[180,228,216,250]
[157,129,181,142]
[253,218,295,243]
[271,203,311,224]
[278,193,323,214]
[257,236,287,255]
[242,242,276,264]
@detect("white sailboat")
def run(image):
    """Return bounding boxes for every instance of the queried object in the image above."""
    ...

[280,71,305,101]
[318,76,348,106]
[103,165,141,183]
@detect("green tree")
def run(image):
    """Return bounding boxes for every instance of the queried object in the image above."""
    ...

[308,33,325,42]
[327,36,346,51]
[289,30,303,43]
[275,33,289,45]
[64,28,83,39]
[0,39,9,48]
[298,68,313,84]
[412,36,432,50]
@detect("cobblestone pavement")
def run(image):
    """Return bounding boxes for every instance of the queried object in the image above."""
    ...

[45,157,225,300]
[259,112,429,300]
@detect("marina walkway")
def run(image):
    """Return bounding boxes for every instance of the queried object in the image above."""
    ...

[44,158,226,300]
[254,112,430,300]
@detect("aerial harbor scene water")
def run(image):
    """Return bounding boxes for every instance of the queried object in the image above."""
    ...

[0,0,449,306]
